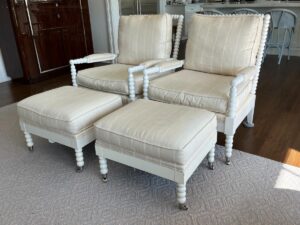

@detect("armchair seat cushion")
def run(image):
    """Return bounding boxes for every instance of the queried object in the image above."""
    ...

[148,70,253,114]
[77,64,143,95]
[77,64,163,96]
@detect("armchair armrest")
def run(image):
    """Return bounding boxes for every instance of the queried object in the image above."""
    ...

[143,59,184,99]
[140,58,174,68]
[143,59,184,76]
[69,53,117,86]
[227,66,257,118]
[128,58,178,74]
[154,59,184,73]
[85,53,117,63]
[127,59,183,101]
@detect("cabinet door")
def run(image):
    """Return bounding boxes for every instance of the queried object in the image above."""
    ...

[9,0,40,79]
[140,0,159,14]
[120,0,158,15]
[120,0,138,15]
[27,0,66,72]
[9,0,93,80]
[59,0,89,60]
[27,0,90,72]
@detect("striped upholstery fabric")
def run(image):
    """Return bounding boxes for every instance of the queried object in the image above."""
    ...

[94,100,217,170]
[77,64,166,96]
[118,14,173,65]
[17,86,122,135]
[185,15,264,76]
[77,64,142,95]
[148,69,254,114]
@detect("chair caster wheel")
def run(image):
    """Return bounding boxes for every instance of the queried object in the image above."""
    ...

[208,162,214,170]
[102,174,108,183]
[179,203,188,211]
[225,157,231,165]
[28,146,34,151]
[76,166,84,173]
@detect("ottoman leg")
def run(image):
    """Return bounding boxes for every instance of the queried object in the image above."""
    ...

[207,147,215,170]
[99,157,108,183]
[225,134,234,165]
[75,148,84,172]
[177,183,188,210]
[24,131,34,151]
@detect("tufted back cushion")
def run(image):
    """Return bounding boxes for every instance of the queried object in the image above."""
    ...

[184,14,264,76]
[118,14,173,65]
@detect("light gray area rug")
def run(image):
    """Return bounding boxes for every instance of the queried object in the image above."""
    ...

[0,104,300,225]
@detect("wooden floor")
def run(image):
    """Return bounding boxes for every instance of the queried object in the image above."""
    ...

[1,56,299,167]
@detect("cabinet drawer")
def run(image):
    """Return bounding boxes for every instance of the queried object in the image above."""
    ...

[186,5,202,13]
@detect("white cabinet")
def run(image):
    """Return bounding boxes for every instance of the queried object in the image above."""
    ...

[120,0,159,15]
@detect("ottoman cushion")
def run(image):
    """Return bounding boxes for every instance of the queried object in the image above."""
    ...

[94,100,216,167]
[17,86,122,135]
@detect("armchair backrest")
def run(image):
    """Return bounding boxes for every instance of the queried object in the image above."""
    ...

[117,14,183,65]
[184,14,264,76]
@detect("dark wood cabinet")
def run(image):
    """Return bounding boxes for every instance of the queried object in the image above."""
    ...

[8,0,93,81]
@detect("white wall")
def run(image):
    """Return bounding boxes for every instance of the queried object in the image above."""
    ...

[88,0,110,53]
[0,49,11,83]
[87,0,165,55]
[0,0,23,79]
[109,0,120,54]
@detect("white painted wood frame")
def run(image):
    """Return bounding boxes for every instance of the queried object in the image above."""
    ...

[96,137,215,210]
[19,121,95,172]
[143,14,271,164]
[69,8,184,101]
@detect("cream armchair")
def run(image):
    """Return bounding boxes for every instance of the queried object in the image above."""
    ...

[143,14,271,165]
[70,14,184,103]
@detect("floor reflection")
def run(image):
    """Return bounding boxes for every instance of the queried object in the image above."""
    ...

[283,147,300,168]
[274,164,300,192]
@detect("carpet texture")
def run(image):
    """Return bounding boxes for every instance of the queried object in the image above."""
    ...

[0,104,300,225]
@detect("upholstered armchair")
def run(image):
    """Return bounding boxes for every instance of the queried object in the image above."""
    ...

[143,14,271,164]
[70,14,183,104]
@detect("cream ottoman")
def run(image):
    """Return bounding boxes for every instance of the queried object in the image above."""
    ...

[17,86,122,172]
[94,100,217,210]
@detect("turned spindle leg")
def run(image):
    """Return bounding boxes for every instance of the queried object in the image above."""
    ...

[177,183,188,210]
[99,157,108,183]
[70,60,78,87]
[143,73,149,100]
[75,148,84,172]
[24,131,34,151]
[128,73,136,101]
[225,134,234,165]
[207,147,215,170]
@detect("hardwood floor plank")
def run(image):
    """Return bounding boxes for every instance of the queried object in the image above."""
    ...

[217,55,300,167]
